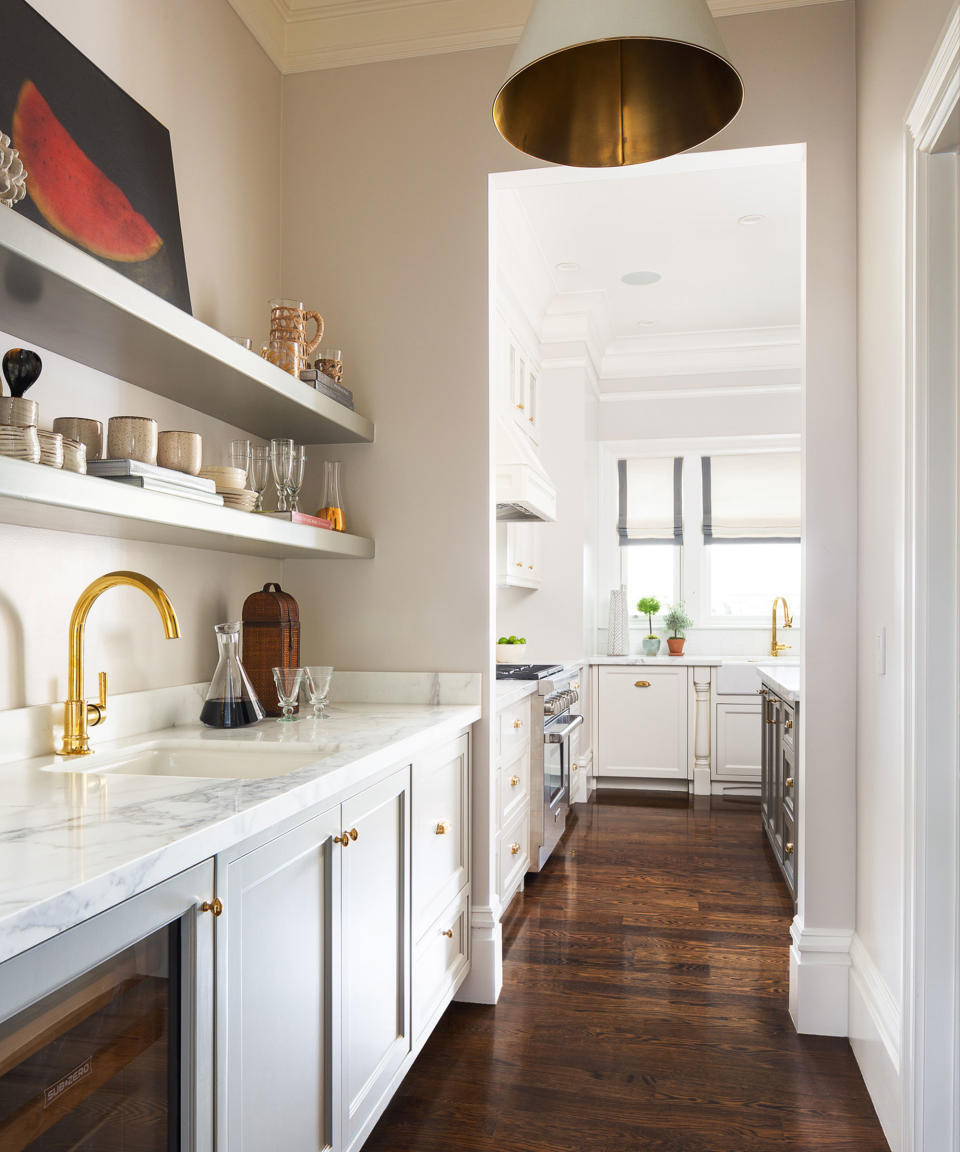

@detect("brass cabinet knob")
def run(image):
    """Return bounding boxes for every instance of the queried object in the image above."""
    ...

[516,402,525,411]
[510,775,521,787]
[441,928,454,938]
[785,842,795,855]
[572,763,579,771]
[516,561,523,567]
[348,828,358,841]
[528,565,534,570]
[510,841,521,855]
[513,719,523,729]
[785,778,794,789]
[785,719,793,731]
[334,833,349,847]
[201,898,223,917]
[528,416,535,423]
[635,680,651,688]
[435,821,450,835]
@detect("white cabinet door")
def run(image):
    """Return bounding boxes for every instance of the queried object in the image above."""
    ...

[341,768,411,1151]
[597,666,688,779]
[218,810,342,1152]
[713,700,762,781]
[496,522,542,589]
[412,735,470,940]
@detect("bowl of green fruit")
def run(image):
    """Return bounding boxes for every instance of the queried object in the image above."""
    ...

[496,635,528,663]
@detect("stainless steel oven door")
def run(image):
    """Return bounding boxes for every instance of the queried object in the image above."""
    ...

[540,713,583,867]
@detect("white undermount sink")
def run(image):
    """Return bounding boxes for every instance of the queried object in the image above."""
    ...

[46,739,340,780]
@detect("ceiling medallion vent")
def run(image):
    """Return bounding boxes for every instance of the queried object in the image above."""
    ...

[493,0,743,168]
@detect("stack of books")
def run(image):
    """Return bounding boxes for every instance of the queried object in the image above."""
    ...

[299,369,355,411]
[87,459,224,506]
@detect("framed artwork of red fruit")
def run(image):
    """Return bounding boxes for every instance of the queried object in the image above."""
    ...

[0,0,191,314]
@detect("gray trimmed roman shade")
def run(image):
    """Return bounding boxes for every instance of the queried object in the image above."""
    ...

[702,452,801,543]
[618,457,683,546]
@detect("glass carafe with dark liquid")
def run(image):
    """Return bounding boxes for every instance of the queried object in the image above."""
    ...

[200,621,265,728]
[317,459,345,531]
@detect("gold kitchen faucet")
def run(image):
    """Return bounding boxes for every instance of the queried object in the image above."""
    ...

[60,571,180,757]
[770,597,793,658]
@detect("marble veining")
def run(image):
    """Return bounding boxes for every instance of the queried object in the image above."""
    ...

[0,699,480,967]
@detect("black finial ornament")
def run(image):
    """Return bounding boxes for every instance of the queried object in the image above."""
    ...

[2,348,42,397]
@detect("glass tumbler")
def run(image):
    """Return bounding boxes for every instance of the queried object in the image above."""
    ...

[272,667,303,722]
[303,666,333,719]
[270,438,294,512]
[249,445,271,512]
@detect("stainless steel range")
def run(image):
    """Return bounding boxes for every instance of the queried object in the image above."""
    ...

[495,664,583,870]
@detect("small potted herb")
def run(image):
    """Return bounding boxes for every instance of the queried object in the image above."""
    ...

[637,597,661,657]
[497,635,528,663]
[663,602,693,656]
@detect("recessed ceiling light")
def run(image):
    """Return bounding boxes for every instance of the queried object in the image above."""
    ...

[621,270,661,286]
[555,261,580,272]
[636,320,655,328]
[738,214,766,226]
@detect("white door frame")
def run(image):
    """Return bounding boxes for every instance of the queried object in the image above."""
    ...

[902,11,960,1152]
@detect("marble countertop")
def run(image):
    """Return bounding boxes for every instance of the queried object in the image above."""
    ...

[590,655,725,667]
[757,664,800,704]
[495,680,538,709]
[0,700,480,966]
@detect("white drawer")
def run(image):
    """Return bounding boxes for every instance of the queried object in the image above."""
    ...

[413,888,470,1040]
[499,746,530,828]
[499,699,531,764]
[412,735,469,938]
[498,809,529,910]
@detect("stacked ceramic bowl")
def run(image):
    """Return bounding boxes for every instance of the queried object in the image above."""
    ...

[198,465,256,512]
[37,430,64,469]
[0,424,40,464]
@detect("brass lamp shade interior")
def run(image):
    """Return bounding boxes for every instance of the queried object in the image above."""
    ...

[494,38,744,168]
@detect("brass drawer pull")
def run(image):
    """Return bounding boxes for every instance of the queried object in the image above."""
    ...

[785,719,793,731]
[635,680,651,688]
[435,821,450,835]
[441,928,454,938]
[201,898,223,917]
[766,699,777,724]
[785,777,794,789]
[510,841,521,855]
[510,774,521,787]
[513,719,523,729]
[785,842,794,855]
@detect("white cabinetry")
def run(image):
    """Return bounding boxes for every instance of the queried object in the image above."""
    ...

[496,695,532,911]
[218,810,342,1152]
[505,331,539,445]
[216,733,471,1152]
[496,522,542,590]
[596,666,688,780]
[713,699,762,784]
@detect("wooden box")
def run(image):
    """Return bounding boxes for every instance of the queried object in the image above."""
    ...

[241,582,300,717]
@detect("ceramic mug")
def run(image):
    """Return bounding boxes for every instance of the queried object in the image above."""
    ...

[0,396,38,428]
[158,430,202,475]
[107,416,158,465]
[52,417,102,462]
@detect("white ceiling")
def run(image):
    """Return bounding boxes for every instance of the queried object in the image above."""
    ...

[516,155,802,341]
[226,0,846,74]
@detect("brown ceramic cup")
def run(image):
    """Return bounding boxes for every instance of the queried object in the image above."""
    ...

[157,430,202,475]
[107,416,158,465]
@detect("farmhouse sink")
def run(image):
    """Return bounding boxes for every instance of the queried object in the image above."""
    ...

[46,738,340,780]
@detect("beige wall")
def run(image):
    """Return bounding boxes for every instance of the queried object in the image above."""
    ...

[0,0,283,712]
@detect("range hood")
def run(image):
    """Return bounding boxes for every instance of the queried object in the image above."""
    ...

[496,416,558,522]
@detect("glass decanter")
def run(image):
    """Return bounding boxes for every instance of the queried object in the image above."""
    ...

[200,622,265,728]
[318,460,345,531]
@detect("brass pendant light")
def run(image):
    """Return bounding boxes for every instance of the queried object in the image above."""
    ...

[494,0,744,168]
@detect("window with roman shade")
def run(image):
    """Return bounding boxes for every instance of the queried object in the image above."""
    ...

[618,457,683,546]
[701,452,800,544]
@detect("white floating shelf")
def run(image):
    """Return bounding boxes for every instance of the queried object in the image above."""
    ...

[0,209,374,445]
[0,457,374,560]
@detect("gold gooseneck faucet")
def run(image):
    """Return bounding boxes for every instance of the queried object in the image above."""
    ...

[60,571,181,757]
[770,597,793,658]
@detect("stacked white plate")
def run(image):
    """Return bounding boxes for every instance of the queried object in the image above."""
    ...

[0,424,40,463]
[219,486,257,512]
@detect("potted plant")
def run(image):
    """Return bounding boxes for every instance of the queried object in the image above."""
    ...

[496,635,528,663]
[663,602,694,656]
[636,597,661,656]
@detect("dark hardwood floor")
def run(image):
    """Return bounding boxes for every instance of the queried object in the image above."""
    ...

[365,790,888,1152]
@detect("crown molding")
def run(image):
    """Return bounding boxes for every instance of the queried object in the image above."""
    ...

[601,326,802,380]
[226,0,843,75]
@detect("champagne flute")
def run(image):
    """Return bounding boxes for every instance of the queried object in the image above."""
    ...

[289,445,307,513]
[230,439,251,487]
[249,445,271,512]
[270,438,294,512]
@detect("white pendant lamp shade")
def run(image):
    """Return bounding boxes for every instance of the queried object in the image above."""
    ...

[494,0,743,168]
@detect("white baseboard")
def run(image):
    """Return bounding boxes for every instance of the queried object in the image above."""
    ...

[455,906,502,1005]
[789,918,853,1035]
[849,934,901,1151]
